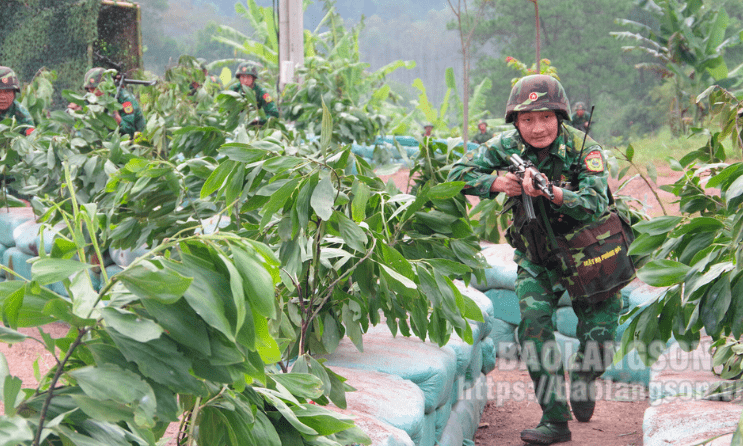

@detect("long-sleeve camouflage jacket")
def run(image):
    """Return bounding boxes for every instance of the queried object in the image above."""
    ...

[117,89,146,137]
[447,123,611,266]
[0,100,35,135]
[229,82,279,121]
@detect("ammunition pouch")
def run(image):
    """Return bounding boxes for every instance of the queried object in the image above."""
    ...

[551,210,636,303]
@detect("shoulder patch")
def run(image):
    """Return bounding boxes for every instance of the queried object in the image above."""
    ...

[584,150,604,172]
[122,101,134,114]
[262,93,272,103]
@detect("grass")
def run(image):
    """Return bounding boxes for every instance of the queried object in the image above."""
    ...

[607,125,742,168]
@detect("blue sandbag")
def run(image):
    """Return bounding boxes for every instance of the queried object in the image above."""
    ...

[474,244,517,291]
[621,279,644,313]
[0,207,35,248]
[435,402,452,443]
[109,246,150,268]
[455,281,494,340]
[13,220,60,256]
[351,143,376,159]
[628,283,667,311]
[420,411,436,446]
[602,350,651,387]
[443,336,475,378]
[326,409,415,446]
[466,342,483,383]
[327,366,426,445]
[480,337,496,374]
[3,247,33,281]
[557,291,572,307]
[322,323,458,413]
[104,264,124,280]
[554,306,578,338]
[484,289,521,325]
[453,374,488,440]
[437,412,464,446]
[489,317,518,358]
[0,244,8,278]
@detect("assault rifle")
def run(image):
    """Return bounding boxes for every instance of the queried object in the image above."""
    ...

[115,75,157,100]
[508,154,554,221]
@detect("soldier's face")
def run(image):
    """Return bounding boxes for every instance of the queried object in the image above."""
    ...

[478,123,487,132]
[239,74,255,87]
[576,109,584,117]
[0,90,15,111]
[514,110,558,149]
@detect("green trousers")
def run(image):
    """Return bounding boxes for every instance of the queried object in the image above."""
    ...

[515,263,623,423]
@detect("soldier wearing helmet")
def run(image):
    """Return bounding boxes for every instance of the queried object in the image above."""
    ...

[0,66,35,136]
[448,75,619,445]
[68,67,146,138]
[229,61,279,125]
[570,102,591,133]
[472,120,492,144]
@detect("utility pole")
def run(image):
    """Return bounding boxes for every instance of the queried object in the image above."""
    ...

[279,0,304,89]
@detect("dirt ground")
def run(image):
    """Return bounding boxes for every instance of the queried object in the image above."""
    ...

[476,359,648,446]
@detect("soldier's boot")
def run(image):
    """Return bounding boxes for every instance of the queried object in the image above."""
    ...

[520,422,571,445]
[570,377,596,422]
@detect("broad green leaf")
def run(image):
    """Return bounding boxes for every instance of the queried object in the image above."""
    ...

[632,216,682,236]
[141,298,211,357]
[101,308,163,343]
[0,415,34,446]
[335,211,368,252]
[71,395,133,424]
[429,182,465,200]
[217,252,247,336]
[670,217,723,236]
[166,254,235,342]
[117,262,192,304]
[253,411,281,446]
[380,264,417,289]
[219,144,268,163]
[351,179,370,222]
[0,327,27,344]
[68,364,156,424]
[255,388,318,435]
[3,376,22,415]
[291,403,356,435]
[270,373,324,399]
[201,160,237,198]
[108,329,206,395]
[637,260,690,287]
[700,274,731,337]
[311,173,335,221]
[263,156,304,173]
[627,233,667,256]
[260,178,301,228]
[30,258,92,286]
[342,303,363,352]
[253,309,281,363]
[232,245,276,319]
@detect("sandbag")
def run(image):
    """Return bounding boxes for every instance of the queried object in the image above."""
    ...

[322,323,457,413]
[484,288,521,325]
[0,207,34,247]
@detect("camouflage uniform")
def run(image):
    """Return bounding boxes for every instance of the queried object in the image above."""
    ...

[448,75,621,430]
[0,101,35,135]
[116,88,146,137]
[570,102,591,133]
[230,61,279,124]
[83,68,145,138]
[472,131,492,144]
[0,66,35,135]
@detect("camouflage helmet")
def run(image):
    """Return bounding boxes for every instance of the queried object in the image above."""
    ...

[505,75,571,123]
[83,67,107,89]
[574,101,586,111]
[235,61,259,79]
[0,66,20,92]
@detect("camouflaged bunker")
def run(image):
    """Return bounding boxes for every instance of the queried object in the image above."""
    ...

[0,0,143,107]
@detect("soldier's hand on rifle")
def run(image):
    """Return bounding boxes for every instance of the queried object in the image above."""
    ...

[67,102,82,111]
[491,172,523,197]
[523,168,564,204]
[113,110,122,125]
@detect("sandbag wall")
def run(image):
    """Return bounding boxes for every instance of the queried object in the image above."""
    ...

[474,243,668,388]
[321,281,499,446]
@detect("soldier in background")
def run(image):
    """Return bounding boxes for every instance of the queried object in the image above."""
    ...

[68,68,146,138]
[570,102,591,133]
[472,120,492,144]
[448,75,620,445]
[229,61,279,125]
[0,66,35,135]
[421,123,434,138]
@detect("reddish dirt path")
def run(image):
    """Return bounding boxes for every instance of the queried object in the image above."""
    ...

[476,359,647,446]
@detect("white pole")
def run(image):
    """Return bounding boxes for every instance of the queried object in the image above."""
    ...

[279,0,304,89]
